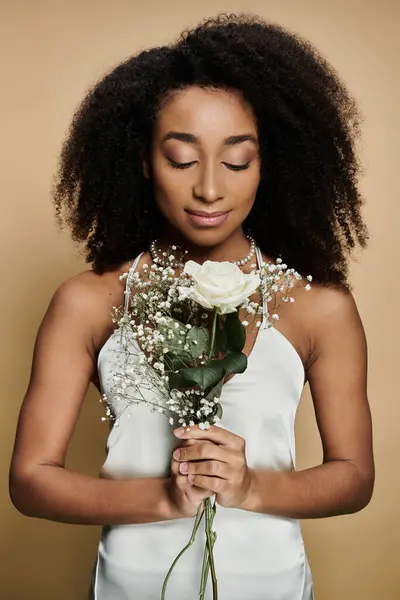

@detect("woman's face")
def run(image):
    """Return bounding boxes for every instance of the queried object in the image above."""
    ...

[143,86,261,249]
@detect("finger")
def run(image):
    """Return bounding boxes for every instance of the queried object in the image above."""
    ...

[188,474,224,494]
[174,424,245,451]
[180,438,201,448]
[174,441,230,464]
[180,459,230,480]
[171,457,212,491]
[170,458,179,476]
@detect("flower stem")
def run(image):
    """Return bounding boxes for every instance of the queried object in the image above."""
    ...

[198,496,219,598]
[198,533,209,598]
[209,309,218,362]
[161,503,205,600]
[199,309,219,599]
[198,496,216,597]
[205,496,218,599]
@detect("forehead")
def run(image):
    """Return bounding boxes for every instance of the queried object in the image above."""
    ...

[154,86,258,141]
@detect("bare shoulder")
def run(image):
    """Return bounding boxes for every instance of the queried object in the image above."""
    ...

[304,281,364,332]
[60,252,153,348]
[301,281,367,371]
[50,261,134,357]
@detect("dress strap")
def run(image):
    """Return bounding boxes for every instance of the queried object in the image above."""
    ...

[123,253,144,315]
[254,245,269,327]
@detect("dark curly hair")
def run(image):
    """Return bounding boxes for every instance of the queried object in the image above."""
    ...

[52,12,369,292]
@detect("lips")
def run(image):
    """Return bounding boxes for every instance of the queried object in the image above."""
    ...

[186,210,228,217]
[185,209,230,227]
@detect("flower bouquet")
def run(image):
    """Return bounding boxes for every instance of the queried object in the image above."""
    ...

[100,247,312,599]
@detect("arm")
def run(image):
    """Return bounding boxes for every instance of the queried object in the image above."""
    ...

[171,286,375,519]
[245,287,375,518]
[9,275,174,526]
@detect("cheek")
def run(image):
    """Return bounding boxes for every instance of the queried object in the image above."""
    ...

[152,171,186,214]
[233,174,260,208]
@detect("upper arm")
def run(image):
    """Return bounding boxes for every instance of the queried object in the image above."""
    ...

[306,287,374,485]
[10,274,103,483]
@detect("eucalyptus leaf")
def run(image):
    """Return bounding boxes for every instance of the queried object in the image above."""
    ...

[164,351,193,372]
[186,326,209,358]
[205,379,224,402]
[214,402,223,420]
[157,317,188,353]
[168,372,192,390]
[220,351,248,374]
[225,311,246,352]
[205,380,224,422]
[181,361,225,391]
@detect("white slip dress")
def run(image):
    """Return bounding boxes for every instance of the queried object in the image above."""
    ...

[89,246,315,599]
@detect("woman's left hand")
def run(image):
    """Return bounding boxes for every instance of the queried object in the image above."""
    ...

[172,424,254,510]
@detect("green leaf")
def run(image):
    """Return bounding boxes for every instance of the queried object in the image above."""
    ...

[181,361,225,391]
[168,372,192,390]
[225,311,246,352]
[186,326,209,358]
[164,351,193,372]
[204,381,224,422]
[219,351,248,374]
[157,317,188,352]
[214,402,223,420]
[205,379,224,401]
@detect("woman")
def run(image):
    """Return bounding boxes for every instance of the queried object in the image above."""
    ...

[9,13,374,600]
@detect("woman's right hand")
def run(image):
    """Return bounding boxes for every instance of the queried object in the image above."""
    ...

[166,439,214,519]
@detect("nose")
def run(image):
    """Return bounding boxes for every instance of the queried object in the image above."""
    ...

[193,162,224,203]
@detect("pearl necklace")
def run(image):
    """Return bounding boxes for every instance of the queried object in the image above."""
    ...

[150,235,256,269]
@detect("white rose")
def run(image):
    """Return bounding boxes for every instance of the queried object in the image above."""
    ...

[179,260,261,315]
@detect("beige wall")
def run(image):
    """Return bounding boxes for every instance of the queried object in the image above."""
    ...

[1,1,398,598]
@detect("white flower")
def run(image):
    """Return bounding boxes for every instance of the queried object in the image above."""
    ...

[181,260,261,315]
[176,285,193,302]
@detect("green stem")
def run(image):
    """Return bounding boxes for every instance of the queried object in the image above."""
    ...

[199,498,217,600]
[199,310,219,599]
[205,496,218,599]
[161,503,205,600]
[198,532,209,598]
[198,495,218,598]
[209,309,218,363]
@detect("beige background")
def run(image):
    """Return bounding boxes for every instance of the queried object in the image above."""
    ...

[1,1,398,598]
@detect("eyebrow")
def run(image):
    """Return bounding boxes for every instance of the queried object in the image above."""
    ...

[161,131,258,147]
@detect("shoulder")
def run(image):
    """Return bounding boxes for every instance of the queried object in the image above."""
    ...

[48,260,135,353]
[302,282,367,368]
[305,282,362,328]
[51,268,120,318]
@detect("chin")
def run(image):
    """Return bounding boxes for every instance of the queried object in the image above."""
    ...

[179,225,235,248]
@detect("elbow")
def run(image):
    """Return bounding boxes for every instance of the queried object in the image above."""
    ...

[348,466,375,514]
[9,469,41,518]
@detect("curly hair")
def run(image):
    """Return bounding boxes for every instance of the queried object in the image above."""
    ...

[52,12,369,292]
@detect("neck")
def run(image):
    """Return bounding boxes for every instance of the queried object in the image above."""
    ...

[156,227,254,265]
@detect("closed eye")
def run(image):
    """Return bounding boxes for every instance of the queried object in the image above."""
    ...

[167,159,250,171]
[225,162,250,171]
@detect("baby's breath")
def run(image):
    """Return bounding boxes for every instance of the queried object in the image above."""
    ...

[100,250,312,432]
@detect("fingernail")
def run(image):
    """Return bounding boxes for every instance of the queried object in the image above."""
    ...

[174,427,184,437]
[173,449,180,460]
[179,462,188,473]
